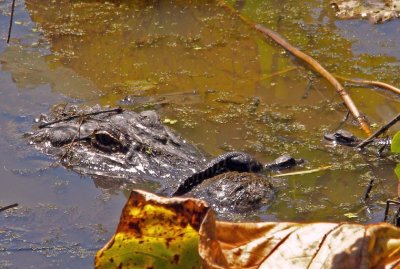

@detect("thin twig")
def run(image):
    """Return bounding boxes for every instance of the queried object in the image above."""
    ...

[273,165,332,177]
[363,178,375,201]
[259,66,298,81]
[7,0,16,44]
[357,112,400,149]
[335,75,400,95]
[253,25,371,135]
[38,107,123,129]
[0,203,18,212]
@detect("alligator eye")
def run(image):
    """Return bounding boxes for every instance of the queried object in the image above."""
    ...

[92,131,122,152]
[96,133,118,145]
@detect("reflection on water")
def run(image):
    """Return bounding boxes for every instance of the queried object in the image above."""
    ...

[1,0,400,267]
[26,0,262,97]
[0,46,98,99]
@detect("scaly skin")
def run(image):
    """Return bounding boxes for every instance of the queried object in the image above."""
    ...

[28,106,206,183]
[172,151,263,196]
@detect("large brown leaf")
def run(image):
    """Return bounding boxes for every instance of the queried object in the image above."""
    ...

[96,190,400,269]
[200,220,400,268]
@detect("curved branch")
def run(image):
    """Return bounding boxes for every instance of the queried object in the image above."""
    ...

[253,24,371,135]
[335,75,400,95]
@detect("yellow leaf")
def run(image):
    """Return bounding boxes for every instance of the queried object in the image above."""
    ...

[95,190,208,269]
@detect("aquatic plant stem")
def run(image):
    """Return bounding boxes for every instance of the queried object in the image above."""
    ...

[7,0,16,44]
[253,25,371,135]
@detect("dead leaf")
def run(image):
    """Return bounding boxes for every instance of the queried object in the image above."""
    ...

[97,190,400,269]
[200,218,400,268]
[95,190,209,269]
[330,0,400,23]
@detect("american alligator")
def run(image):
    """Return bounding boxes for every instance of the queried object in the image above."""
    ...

[324,129,390,147]
[324,129,360,146]
[27,105,303,211]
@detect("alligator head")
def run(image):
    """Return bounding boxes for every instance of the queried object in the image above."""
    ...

[27,105,206,184]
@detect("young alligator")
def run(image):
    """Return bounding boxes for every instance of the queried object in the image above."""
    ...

[324,129,390,147]
[173,152,263,196]
[173,152,303,196]
[324,129,360,146]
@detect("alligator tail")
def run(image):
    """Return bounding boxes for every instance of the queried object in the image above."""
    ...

[172,151,263,196]
[172,158,226,196]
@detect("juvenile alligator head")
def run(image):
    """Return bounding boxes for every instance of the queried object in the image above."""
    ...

[27,105,206,183]
[324,129,390,148]
[324,129,359,146]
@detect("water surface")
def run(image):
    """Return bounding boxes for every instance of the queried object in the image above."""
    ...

[1,0,400,267]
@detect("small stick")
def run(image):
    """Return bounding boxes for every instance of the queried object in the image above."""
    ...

[7,0,16,44]
[0,203,18,212]
[259,66,298,81]
[38,107,123,128]
[363,178,375,201]
[273,165,332,177]
[357,112,400,149]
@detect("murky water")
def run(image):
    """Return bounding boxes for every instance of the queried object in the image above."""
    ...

[1,0,400,267]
